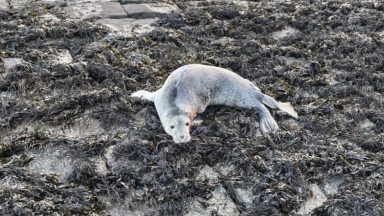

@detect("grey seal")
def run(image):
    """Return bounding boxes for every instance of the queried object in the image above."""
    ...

[131,64,298,143]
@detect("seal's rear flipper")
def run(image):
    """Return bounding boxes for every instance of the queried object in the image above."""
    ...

[277,102,298,119]
[131,90,156,102]
[259,112,279,134]
[261,94,298,119]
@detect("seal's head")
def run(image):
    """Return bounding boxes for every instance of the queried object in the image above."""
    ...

[162,114,192,143]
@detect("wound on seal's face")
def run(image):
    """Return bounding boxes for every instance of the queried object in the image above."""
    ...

[163,115,191,143]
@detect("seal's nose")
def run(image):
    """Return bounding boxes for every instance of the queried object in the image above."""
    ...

[174,135,190,143]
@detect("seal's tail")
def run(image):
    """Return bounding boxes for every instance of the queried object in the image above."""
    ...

[131,90,156,102]
[261,94,299,119]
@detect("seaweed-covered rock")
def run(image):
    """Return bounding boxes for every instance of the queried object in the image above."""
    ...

[0,0,384,215]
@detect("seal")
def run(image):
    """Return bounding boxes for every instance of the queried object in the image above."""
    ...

[131,64,298,143]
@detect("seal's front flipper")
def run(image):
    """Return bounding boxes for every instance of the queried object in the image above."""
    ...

[175,84,204,113]
[131,90,156,102]
[193,119,203,126]
[261,94,298,119]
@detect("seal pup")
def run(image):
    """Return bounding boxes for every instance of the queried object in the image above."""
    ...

[131,64,298,143]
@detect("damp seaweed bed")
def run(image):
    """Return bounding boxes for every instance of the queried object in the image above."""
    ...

[1,0,384,215]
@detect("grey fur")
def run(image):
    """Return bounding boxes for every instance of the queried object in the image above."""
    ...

[131,64,298,143]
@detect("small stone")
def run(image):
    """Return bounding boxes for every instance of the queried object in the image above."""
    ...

[235,187,254,208]
[119,0,141,4]
[2,58,24,71]
[185,199,210,216]
[0,176,27,190]
[122,3,180,19]
[209,185,239,216]
[185,185,239,216]
[96,18,136,35]
[324,74,339,86]
[54,49,73,64]
[130,18,158,35]
[104,145,118,170]
[297,184,327,215]
[272,26,301,40]
[273,65,284,74]
[9,0,29,10]
[28,147,74,182]
[234,1,250,14]
[66,0,116,5]
[39,13,61,22]
[323,177,343,196]
[358,119,375,133]
[123,4,155,19]
[66,2,127,19]
[143,3,180,14]
[214,163,235,176]
[96,18,158,37]
[91,157,108,175]
[196,165,219,182]
[0,0,9,12]
[41,0,66,7]
[0,92,16,102]
[61,116,104,139]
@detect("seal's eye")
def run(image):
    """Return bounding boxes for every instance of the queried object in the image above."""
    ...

[185,122,189,126]
[170,125,175,129]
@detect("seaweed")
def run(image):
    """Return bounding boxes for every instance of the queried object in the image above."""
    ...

[1,0,384,215]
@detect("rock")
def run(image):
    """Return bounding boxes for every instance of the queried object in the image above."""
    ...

[28,146,75,182]
[359,119,375,131]
[129,18,158,35]
[41,0,66,7]
[208,185,239,215]
[9,0,63,10]
[186,185,239,216]
[66,2,127,19]
[0,92,16,102]
[8,0,28,10]
[185,199,210,216]
[1,58,24,72]
[0,0,9,12]
[234,187,254,208]
[104,145,117,170]
[106,200,156,216]
[324,74,339,86]
[297,184,327,215]
[378,31,384,43]
[96,18,158,37]
[96,18,128,33]
[0,176,27,190]
[91,157,108,175]
[122,3,180,19]
[272,26,301,40]
[140,3,180,14]
[273,65,284,74]
[233,1,250,14]
[66,0,116,5]
[123,4,156,19]
[196,165,219,182]
[60,116,104,139]
[119,0,141,4]
[278,55,309,67]
[39,13,61,22]
[53,49,73,64]
[214,163,235,176]
[37,115,105,140]
[323,177,343,196]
